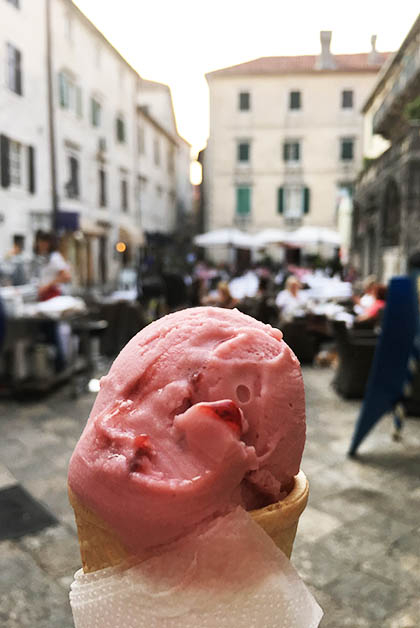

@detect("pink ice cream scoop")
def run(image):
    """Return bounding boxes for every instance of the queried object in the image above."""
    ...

[68,306,305,555]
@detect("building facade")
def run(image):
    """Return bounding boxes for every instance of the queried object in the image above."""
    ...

[137,79,193,240]
[353,15,420,281]
[203,32,388,241]
[0,0,50,255]
[137,106,178,235]
[0,0,192,287]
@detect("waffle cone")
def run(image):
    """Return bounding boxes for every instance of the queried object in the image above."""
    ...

[250,470,308,559]
[68,470,308,574]
[68,486,130,573]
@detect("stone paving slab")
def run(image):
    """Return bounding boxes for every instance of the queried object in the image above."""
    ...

[0,366,419,627]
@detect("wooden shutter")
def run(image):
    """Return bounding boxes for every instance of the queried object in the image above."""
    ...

[0,135,10,188]
[303,187,310,214]
[277,186,284,214]
[283,143,288,161]
[28,145,35,194]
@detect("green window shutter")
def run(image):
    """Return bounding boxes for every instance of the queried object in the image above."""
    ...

[238,142,249,162]
[277,186,284,214]
[295,142,300,161]
[341,139,354,161]
[236,187,250,215]
[283,143,288,161]
[303,186,310,214]
[58,72,67,107]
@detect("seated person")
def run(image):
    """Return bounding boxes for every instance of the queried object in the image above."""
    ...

[275,276,306,321]
[354,275,377,315]
[355,283,387,326]
[201,281,238,309]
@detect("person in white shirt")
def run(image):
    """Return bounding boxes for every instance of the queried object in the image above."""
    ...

[36,232,72,301]
[276,276,306,321]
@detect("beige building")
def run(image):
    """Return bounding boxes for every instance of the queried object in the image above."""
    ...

[203,32,389,240]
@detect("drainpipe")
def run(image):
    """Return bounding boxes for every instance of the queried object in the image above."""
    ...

[46,0,59,233]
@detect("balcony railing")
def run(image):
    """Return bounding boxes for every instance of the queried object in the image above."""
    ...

[373,45,420,136]
[233,213,252,228]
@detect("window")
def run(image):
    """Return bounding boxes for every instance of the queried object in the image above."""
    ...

[58,71,79,112]
[121,179,128,211]
[76,87,82,117]
[9,140,21,185]
[1,138,34,193]
[91,98,101,127]
[116,116,126,143]
[168,145,175,173]
[59,72,70,108]
[138,126,145,154]
[342,90,354,109]
[283,141,300,163]
[6,0,20,8]
[278,185,310,217]
[154,137,160,165]
[66,155,79,199]
[6,43,22,95]
[289,91,301,110]
[237,141,250,163]
[99,169,107,207]
[340,138,354,161]
[236,186,251,215]
[239,92,250,111]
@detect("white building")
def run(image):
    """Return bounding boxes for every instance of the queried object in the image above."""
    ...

[138,78,193,240]
[203,32,389,244]
[50,0,144,286]
[0,0,50,255]
[0,0,192,287]
[137,105,178,235]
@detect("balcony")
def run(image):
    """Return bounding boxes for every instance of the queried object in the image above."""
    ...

[233,213,252,228]
[373,45,420,138]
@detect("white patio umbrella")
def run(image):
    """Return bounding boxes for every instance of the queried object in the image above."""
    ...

[253,228,289,246]
[283,226,341,247]
[193,228,257,249]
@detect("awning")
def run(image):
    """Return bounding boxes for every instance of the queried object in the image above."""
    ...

[80,217,106,237]
[56,210,79,231]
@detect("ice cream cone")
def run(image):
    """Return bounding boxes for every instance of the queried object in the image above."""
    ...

[69,470,308,574]
[250,469,308,559]
[68,486,130,573]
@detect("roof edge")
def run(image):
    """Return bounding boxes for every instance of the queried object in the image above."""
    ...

[362,14,420,112]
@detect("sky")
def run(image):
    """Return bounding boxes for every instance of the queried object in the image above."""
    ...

[74,1,418,155]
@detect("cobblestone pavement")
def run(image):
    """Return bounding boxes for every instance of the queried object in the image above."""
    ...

[0,366,419,627]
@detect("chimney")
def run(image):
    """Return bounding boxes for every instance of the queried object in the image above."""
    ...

[316,30,336,70]
[368,34,381,65]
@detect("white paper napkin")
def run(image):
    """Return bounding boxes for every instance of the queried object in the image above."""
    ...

[70,507,322,628]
